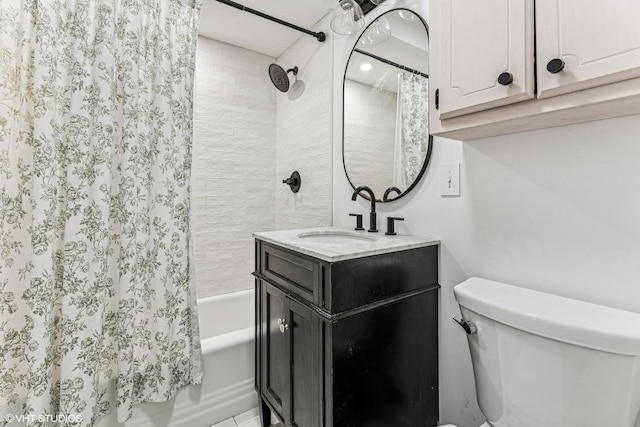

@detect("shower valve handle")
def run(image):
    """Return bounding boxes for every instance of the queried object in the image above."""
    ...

[278,318,290,333]
[282,171,301,193]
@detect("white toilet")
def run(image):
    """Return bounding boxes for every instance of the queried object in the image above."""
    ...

[444,277,640,427]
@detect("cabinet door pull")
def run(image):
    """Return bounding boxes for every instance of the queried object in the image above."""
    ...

[546,58,565,74]
[277,318,290,333]
[497,72,513,85]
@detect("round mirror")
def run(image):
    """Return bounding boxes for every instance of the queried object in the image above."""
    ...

[342,9,431,202]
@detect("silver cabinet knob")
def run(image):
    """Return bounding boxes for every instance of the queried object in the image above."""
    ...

[277,318,290,333]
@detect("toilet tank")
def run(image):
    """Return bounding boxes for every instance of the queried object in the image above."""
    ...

[454,277,640,427]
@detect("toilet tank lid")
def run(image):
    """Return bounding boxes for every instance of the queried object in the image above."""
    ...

[454,277,640,356]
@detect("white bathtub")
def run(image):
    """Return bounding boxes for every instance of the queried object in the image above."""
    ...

[97,289,257,427]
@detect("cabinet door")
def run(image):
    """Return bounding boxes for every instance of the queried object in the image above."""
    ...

[260,283,320,427]
[536,0,640,99]
[261,283,288,419]
[435,0,534,119]
[285,299,320,427]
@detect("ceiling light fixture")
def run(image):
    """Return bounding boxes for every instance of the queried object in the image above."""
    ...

[360,16,391,45]
[330,0,365,35]
[360,63,373,71]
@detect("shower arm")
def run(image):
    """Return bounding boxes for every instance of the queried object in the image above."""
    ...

[216,0,327,42]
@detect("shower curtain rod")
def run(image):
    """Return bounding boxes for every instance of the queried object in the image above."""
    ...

[215,0,326,42]
[354,48,429,79]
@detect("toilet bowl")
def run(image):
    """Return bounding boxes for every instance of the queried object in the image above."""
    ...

[447,277,640,427]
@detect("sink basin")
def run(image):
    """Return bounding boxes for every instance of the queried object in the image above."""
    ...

[296,230,378,244]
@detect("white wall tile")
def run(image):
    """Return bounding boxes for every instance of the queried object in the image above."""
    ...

[275,15,334,230]
[192,15,334,298]
[193,37,276,298]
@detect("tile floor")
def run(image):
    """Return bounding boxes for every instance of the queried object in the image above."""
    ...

[209,407,261,427]
[209,407,279,427]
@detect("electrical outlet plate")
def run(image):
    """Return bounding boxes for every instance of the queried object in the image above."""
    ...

[440,163,460,196]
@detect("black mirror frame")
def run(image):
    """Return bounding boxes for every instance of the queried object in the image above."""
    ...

[341,8,433,203]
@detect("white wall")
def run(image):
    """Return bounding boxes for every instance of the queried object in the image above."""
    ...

[193,37,276,298]
[333,2,640,426]
[275,15,334,229]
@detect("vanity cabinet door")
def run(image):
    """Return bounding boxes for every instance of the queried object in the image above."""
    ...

[536,0,640,99]
[260,282,320,427]
[285,298,320,427]
[435,0,534,119]
[261,282,288,419]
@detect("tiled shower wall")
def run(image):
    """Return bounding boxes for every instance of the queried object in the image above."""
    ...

[193,37,277,298]
[193,16,334,298]
[275,15,333,230]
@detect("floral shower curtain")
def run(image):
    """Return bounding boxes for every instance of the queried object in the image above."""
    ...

[393,72,429,188]
[0,0,202,424]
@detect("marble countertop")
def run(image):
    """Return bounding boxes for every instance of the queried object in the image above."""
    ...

[253,227,440,262]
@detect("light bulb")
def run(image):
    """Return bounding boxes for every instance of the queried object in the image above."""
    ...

[330,0,365,35]
[341,7,355,31]
[361,17,391,45]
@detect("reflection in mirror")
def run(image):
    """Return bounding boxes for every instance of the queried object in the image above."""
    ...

[343,9,431,202]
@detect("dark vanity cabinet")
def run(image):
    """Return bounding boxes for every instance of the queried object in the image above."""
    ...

[254,239,440,427]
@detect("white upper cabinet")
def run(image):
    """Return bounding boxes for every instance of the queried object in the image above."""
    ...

[536,0,640,99]
[430,0,640,139]
[438,0,534,119]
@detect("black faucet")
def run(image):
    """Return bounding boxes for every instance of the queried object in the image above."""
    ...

[351,186,378,232]
[383,186,402,201]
